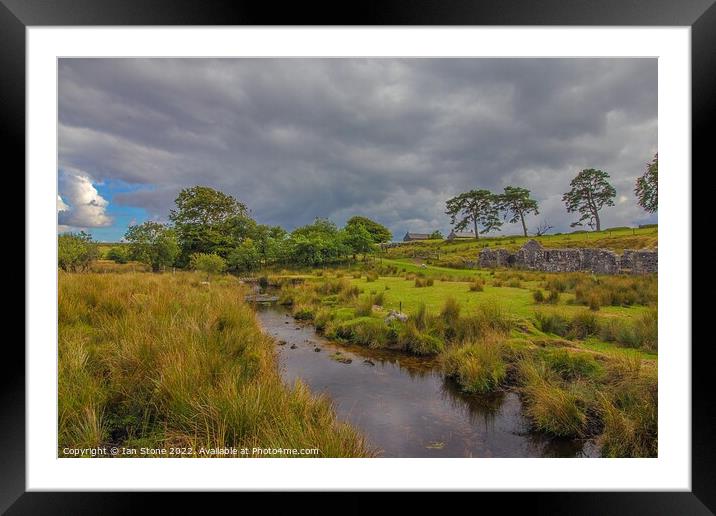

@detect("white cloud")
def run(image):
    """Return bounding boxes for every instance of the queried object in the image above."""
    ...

[57,170,112,229]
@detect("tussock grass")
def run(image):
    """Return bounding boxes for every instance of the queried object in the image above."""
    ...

[469,279,485,292]
[573,275,657,307]
[59,272,373,457]
[414,277,434,287]
[518,359,588,437]
[441,332,507,393]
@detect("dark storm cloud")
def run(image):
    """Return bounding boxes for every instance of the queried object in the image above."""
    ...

[58,58,657,238]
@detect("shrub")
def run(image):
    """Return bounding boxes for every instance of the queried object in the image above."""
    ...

[533,290,545,303]
[106,246,130,264]
[366,271,379,282]
[58,232,100,272]
[506,279,522,288]
[189,253,227,278]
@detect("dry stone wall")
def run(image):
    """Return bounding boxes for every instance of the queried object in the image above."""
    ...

[479,240,657,275]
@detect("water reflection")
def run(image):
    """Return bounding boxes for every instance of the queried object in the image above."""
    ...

[256,303,593,458]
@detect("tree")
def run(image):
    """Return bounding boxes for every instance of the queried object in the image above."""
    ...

[248,224,288,265]
[106,246,130,264]
[227,239,260,273]
[169,186,248,262]
[499,186,539,237]
[445,189,502,240]
[562,169,616,232]
[345,216,392,244]
[288,218,350,266]
[533,221,554,237]
[344,222,375,260]
[429,230,444,240]
[124,221,180,272]
[189,253,227,280]
[58,231,99,272]
[635,154,658,213]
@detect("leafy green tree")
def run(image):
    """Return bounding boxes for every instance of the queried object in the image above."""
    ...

[429,230,444,240]
[635,154,658,213]
[227,239,261,272]
[562,169,616,232]
[345,216,392,244]
[445,189,502,240]
[344,222,375,259]
[106,246,130,264]
[499,186,539,237]
[288,218,350,265]
[124,221,180,272]
[189,252,227,280]
[250,224,288,265]
[169,186,248,262]
[58,231,99,272]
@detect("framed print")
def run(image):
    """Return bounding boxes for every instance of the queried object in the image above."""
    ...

[5,0,712,512]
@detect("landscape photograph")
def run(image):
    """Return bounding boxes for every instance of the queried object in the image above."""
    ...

[57,58,658,459]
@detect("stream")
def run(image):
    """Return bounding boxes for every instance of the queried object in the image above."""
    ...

[256,302,597,458]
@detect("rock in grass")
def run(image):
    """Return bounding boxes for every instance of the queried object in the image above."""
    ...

[278,340,287,346]
[385,310,408,323]
[314,347,321,352]
[290,344,297,349]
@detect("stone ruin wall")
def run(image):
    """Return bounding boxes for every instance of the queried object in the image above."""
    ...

[478,240,657,275]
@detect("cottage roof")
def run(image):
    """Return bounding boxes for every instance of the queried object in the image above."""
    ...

[403,232,431,240]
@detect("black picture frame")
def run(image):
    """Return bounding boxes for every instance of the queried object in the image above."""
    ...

[4,0,710,513]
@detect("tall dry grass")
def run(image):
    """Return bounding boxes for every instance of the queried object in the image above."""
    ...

[58,271,373,457]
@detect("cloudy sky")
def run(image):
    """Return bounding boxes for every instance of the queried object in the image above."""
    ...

[58,58,657,241]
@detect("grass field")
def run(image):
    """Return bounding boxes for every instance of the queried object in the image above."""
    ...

[385,226,657,269]
[275,262,658,456]
[58,272,373,457]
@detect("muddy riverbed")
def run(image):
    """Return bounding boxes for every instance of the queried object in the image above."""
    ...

[256,303,597,458]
